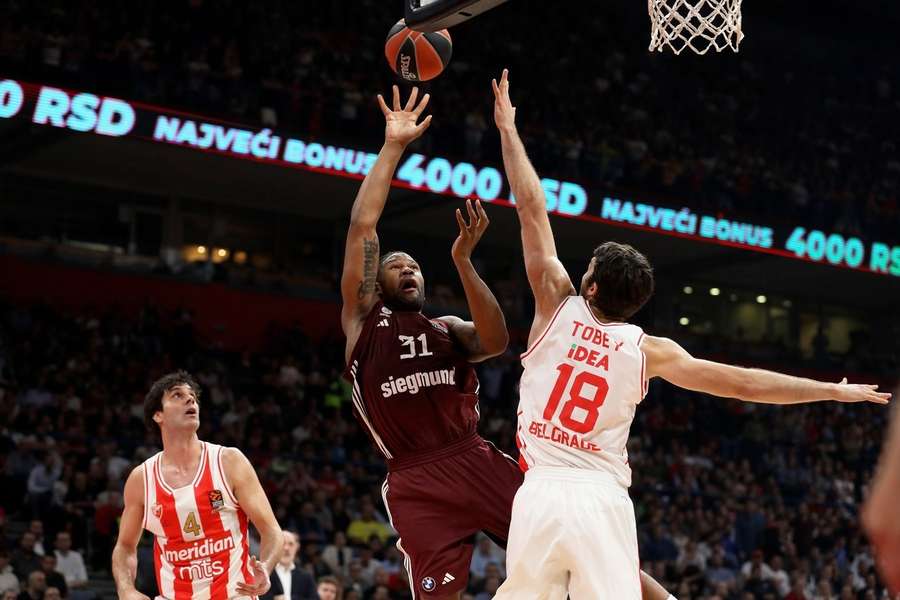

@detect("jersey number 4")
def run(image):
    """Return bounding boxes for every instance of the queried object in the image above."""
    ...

[543,364,609,434]
[183,512,202,536]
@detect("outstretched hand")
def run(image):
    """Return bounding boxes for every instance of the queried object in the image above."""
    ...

[451,199,490,263]
[492,68,516,131]
[234,556,271,597]
[832,378,891,404]
[377,85,432,147]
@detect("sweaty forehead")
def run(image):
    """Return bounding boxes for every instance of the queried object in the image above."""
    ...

[381,252,417,266]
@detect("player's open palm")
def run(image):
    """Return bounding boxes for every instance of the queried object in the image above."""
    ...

[378,85,432,147]
[119,590,151,600]
[452,199,489,263]
[492,68,516,131]
[832,377,891,404]
[235,556,271,597]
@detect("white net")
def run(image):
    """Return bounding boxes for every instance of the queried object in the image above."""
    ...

[648,0,744,54]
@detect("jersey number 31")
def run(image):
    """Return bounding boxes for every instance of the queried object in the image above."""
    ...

[543,364,609,434]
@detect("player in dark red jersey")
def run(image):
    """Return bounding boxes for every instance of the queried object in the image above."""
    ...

[340,86,674,600]
[340,85,517,600]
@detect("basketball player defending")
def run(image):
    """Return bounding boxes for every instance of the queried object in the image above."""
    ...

[491,69,891,600]
[112,371,283,600]
[340,85,525,600]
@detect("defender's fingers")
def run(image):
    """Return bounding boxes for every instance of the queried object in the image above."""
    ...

[455,208,468,232]
[465,198,478,225]
[475,200,489,226]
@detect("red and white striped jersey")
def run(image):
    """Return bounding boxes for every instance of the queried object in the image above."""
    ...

[516,297,648,488]
[142,442,253,600]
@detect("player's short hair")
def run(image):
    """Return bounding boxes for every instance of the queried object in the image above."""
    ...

[144,370,201,434]
[587,242,654,321]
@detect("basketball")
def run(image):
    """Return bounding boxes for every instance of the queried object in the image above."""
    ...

[384,19,452,82]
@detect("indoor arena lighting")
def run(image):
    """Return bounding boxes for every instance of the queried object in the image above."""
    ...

[683,286,693,294]
[6,77,900,279]
[197,246,207,254]
[756,295,767,304]
[679,317,690,326]
[710,287,721,296]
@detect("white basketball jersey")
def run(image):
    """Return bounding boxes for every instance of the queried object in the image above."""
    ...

[516,296,647,488]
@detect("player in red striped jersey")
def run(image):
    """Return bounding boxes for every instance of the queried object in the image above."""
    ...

[112,371,283,600]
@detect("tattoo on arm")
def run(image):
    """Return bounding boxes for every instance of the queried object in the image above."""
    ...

[358,237,379,299]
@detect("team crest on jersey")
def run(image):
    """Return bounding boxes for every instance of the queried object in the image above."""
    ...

[152,503,163,520]
[208,489,225,511]
[430,320,448,334]
[421,577,436,592]
[380,306,392,316]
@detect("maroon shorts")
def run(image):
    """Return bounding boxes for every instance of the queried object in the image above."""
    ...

[381,434,524,598]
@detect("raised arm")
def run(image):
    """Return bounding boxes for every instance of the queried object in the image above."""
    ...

[492,69,575,341]
[341,86,432,361]
[643,335,891,405]
[438,199,509,363]
[223,447,282,597]
[111,466,151,600]
[863,395,900,594]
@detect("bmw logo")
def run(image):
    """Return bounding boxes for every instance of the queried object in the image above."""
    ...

[421,577,436,592]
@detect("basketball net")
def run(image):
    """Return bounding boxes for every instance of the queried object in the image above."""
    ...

[648,0,743,54]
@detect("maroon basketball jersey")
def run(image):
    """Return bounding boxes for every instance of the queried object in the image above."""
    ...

[344,301,481,462]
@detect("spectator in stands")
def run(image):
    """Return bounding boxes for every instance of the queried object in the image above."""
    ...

[3,591,17,600]
[42,589,59,600]
[26,453,61,520]
[0,552,19,595]
[37,557,65,600]
[321,532,353,579]
[345,501,390,545]
[642,524,679,562]
[469,535,505,583]
[52,533,87,596]
[10,535,40,581]
[769,555,791,596]
[262,531,316,600]
[15,572,44,600]
[26,524,45,558]
[473,574,501,600]
[315,575,341,600]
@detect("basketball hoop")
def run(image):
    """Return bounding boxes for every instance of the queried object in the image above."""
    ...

[648,0,744,54]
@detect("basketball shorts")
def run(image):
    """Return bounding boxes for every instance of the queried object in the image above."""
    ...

[381,434,523,599]
[494,466,641,600]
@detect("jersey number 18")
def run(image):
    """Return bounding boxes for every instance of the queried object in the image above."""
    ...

[543,364,609,434]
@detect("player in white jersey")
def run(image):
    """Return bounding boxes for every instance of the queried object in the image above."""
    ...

[112,371,284,600]
[489,69,892,600]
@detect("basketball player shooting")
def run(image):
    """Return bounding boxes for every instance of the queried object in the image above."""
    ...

[490,68,891,600]
[112,371,283,600]
[339,85,524,600]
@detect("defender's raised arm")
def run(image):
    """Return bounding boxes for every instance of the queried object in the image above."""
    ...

[492,69,574,338]
[341,86,431,360]
[643,335,892,405]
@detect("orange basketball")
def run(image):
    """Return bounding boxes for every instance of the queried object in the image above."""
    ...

[384,20,452,82]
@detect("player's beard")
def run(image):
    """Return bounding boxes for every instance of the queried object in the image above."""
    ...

[383,289,426,312]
